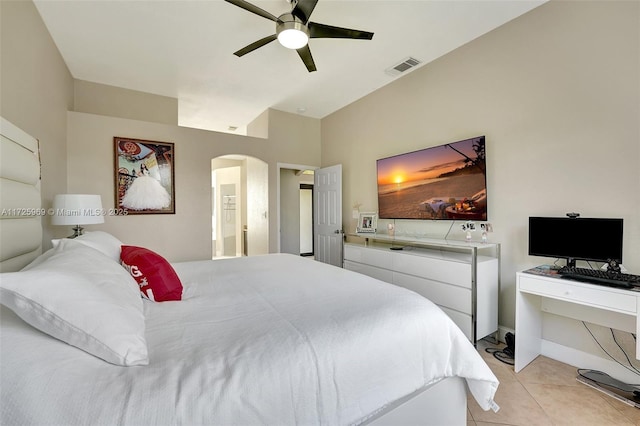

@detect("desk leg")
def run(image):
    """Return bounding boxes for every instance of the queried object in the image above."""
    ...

[515,289,542,372]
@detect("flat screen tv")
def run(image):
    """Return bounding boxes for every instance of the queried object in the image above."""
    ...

[528,217,623,267]
[376,136,487,220]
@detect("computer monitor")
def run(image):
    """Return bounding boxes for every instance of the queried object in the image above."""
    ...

[528,217,623,267]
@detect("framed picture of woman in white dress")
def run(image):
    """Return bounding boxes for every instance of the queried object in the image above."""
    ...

[114,137,175,214]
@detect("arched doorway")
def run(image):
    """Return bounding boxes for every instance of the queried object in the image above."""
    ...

[211,155,268,258]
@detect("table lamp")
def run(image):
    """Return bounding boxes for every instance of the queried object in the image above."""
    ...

[51,194,104,238]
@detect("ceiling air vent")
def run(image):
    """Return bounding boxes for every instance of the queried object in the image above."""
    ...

[385,57,422,77]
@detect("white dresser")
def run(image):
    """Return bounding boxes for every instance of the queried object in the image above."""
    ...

[343,234,500,343]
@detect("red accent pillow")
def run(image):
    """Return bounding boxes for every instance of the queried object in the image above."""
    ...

[120,245,183,302]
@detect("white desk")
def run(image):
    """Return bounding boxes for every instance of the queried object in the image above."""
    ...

[515,269,640,373]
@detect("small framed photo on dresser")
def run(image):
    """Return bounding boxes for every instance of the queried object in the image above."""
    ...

[357,212,377,233]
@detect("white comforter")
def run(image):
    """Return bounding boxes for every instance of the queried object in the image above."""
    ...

[1,254,498,425]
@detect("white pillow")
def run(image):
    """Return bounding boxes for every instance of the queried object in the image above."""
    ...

[20,246,56,271]
[52,231,123,262]
[0,238,148,366]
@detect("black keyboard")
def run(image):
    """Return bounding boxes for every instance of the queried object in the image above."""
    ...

[558,266,640,289]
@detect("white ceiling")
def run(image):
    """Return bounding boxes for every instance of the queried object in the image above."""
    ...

[34,0,545,135]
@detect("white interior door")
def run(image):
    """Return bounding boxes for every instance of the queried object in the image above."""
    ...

[314,164,342,266]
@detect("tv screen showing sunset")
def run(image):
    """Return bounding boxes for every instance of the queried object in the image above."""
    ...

[377,136,487,220]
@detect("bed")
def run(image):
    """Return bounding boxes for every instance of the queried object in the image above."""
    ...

[0,116,498,425]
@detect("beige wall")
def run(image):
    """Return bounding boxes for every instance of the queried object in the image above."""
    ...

[0,0,74,248]
[1,2,321,260]
[322,0,640,342]
[5,0,639,359]
[322,1,640,356]
[247,109,269,139]
[74,80,178,125]
[66,110,320,261]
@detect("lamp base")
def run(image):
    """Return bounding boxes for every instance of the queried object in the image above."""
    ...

[69,225,84,239]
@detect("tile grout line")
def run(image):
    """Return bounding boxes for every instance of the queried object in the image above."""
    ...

[514,374,556,425]
[575,379,640,424]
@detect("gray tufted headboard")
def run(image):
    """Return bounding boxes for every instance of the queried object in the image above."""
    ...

[0,117,42,272]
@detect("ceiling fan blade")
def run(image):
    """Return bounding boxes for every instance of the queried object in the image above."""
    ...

[291,0,319,24]
[296,45,317,72]
[224,0,280,22]
[234,34,277,57]
[308,22,374,40]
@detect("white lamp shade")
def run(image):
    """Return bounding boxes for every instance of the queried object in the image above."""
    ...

[51,194,105,225]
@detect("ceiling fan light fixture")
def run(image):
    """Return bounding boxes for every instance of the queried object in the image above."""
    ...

[278,29,308,49]
[225,1,374,72]
[276,14,309,49]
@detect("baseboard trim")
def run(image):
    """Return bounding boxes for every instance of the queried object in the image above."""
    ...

[491,326,639,384]
[541,340,640,384]
[493,325,514,344]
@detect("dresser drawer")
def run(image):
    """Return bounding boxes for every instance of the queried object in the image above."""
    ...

[393,271,472,314]
[439,306,472,341]
[344,245,392,269]
[519,275,637,314]
[392,252,471,288]
[344,260,393,283]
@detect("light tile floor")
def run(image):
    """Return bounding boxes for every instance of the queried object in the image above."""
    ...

[468,340,640,426]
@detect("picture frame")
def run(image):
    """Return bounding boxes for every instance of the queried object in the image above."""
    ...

[357,212,377,233]
[114,137,175,214]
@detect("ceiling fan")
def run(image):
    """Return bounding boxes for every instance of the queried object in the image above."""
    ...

[224,0,374,72]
